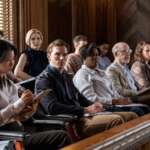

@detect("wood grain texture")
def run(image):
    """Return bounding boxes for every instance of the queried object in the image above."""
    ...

[116,0,150,48]
[61,114,150,150]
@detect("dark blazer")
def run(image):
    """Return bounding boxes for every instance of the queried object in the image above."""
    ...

[35,65,92,118]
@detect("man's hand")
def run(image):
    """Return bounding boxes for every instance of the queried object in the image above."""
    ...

[84,102,103,114]
[112,98,132,105]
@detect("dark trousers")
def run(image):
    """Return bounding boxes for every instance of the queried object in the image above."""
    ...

[24,130,71,150]
[106,106,149,116]
[0,123,71,150]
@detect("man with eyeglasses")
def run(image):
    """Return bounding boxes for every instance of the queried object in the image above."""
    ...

[73,43,149,117]
[106,42,150,108]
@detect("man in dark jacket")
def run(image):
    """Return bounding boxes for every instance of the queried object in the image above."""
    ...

[35,39,124,138]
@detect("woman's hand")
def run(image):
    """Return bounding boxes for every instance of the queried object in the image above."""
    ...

[20,89,33,105]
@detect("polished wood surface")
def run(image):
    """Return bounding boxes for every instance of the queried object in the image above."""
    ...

[61,114,150,150]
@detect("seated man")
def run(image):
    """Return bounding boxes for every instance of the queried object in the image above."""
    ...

[0,39,71,150]
[73,43,147,116]
[64,35,88,76]
[106,42,150,106]
[35,39,124,138]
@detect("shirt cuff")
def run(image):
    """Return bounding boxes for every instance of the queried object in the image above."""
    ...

[13,99,25,113]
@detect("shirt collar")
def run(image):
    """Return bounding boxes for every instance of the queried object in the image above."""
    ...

[82,65,96,73]
[81,65,105,76]
[113,61,128,70]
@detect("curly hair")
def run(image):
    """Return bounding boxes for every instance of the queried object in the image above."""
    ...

[133,41,146,62]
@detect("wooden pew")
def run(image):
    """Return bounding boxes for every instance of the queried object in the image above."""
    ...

[61,114,150,150]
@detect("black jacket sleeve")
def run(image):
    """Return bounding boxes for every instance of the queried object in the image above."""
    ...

[35,72,84,118]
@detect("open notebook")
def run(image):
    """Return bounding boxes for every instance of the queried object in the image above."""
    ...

[84,111,112,117]
[115,103,149,108]
[16,77,36,92]
[137,86,150,96]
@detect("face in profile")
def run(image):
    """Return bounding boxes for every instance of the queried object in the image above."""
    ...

[142,44,150,62]
[0,50,15,74]
[75,40,88,50]
[115,44,131,65]
[29,32,42,50]
[117,50,131,65]
[47,46,67,70]
[84,48,99,69]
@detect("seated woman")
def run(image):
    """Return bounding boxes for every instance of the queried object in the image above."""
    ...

[35,39,133,139]
[131,42,150,90]
[0,40,71,150]
[73,43,142,116]
[106,42,150,107]
[14,28,48,80]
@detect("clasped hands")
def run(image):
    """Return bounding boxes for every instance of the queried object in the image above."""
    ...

[84,102,103,114]
[84,98,132,115]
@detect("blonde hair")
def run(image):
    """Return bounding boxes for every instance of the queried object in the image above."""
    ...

[25,29,43,46]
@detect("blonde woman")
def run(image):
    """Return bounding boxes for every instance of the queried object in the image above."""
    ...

[14,29,48,80]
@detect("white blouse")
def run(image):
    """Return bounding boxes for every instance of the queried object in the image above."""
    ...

[0,78,25,126]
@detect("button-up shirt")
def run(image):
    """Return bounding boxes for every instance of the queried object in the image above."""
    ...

[0,77,25,126]
[73,65,122,104]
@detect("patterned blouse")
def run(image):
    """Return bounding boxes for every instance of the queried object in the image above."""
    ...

[131,61,150,90]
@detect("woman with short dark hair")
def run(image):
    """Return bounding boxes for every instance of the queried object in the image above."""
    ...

[0,39,71,150]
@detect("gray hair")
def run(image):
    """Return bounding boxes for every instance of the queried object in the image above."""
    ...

[112,42,132,56]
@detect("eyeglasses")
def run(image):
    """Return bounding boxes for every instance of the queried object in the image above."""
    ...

[144,49,150,52]
[119,49,132,54]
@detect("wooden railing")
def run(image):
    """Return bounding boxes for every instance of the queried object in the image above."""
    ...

[61,114,150,150]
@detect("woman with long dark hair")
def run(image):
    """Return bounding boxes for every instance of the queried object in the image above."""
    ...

[0,40,71,150]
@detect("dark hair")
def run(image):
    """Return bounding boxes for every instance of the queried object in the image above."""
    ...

[0,40,17,89]
[80,42,97,61]
[0,40,17,63]
[73,35,87,44]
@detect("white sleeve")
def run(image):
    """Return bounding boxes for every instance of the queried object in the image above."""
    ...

[73,71,112,104]
[0,99,25,125]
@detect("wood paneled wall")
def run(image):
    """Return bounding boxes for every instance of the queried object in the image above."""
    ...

[15,0,48,51]
[48,0,117,46]
[15,0,150,51]
[48,0,72,44]
[71,0,96,42]
[48,0,150,49]
[116,0,150,48]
